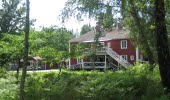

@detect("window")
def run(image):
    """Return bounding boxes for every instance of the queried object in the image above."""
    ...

[97,56,105,62]
[99,42,105,47]
[139,54,143,60]
[121,40,127,49]
[77,58,83,64]
[107,42,111,47]
[120,55,128,61]
[130,55,134,60]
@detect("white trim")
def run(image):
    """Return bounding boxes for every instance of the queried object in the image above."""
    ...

[77,58,83,64]
[120,55,128,61]
[136,47,139,63]
[139,54,143,61]
[105,54,107,69]
[130,55,134,61]
[69,43,71,69]
[107,42,111,47]
[99,42,105,47]
[121,40,127,49]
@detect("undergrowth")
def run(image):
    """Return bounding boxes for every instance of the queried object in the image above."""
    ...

[0,63,170,100]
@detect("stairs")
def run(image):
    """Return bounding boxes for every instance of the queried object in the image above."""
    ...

[106,47,132,69]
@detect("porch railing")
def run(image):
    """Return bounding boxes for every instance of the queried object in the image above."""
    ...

[70,62,106,69]
[105,47,132,68]
[83,62,105,69]
[84,47,106,53]
[70,64,82,70]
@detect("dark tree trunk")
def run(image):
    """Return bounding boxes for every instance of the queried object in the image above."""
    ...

[155,0,170,90]
[20,0,30,99]
[16,59,20,84]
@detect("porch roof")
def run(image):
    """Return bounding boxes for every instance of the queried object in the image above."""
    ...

[69,28,129,43]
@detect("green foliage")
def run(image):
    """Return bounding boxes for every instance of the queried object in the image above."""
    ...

[20,64,170,99]
[122,0,157,64]
[29,27,72,64]
[80,24,93,35]
[0,78,18,100]
[0,27,73,67]
[0,70,19,100]
[0,33,24,60]
[0,67,7,78]
[1,64,170,99]
[61,0,120,29]
[0,0,26,38]
[70,43,90,59]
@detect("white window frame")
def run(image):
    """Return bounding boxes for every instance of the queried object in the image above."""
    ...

[120,55,128,61]
[107,42,111,47]
[121,40,127,49]
[130,55,134,61]
[99,42,105,47]
[139,54,143,60]
[77,58,83,64]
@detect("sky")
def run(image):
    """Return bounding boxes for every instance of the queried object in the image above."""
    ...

[29,0,96,32]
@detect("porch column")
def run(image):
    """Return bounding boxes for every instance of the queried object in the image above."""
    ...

[82,59,84,69]
[45,61,46,70]
[69,43,71,69]
[118,55,120,70]
[105,54,107,69]
[136,46,139,63]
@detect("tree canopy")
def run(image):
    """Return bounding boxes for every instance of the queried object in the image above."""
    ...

[80,24,93,35]
[0,0,26,38]
[61,0,121,28]
[61,0,170,91]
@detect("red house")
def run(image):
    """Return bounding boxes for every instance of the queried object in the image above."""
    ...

[68,25,144,70]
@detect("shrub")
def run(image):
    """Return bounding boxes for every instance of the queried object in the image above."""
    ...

[1,63,170,99]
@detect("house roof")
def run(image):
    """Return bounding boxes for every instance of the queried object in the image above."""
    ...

[69,28,129,43]
[20,56,42,62]
[32,56,42,60]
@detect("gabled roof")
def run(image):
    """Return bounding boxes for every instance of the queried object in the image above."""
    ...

[69,28,129,43]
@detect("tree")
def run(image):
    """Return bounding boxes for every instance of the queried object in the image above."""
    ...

[0,0,26,38]
[0,0,26,66]
[61,0,120,28]
[122,0,170,90]
[155,0,170,90]
[80,24,92,35]
[97,5,115,29]
[20,0,29,99]
[121,0,155,66]
[0,33,24,76]
[62,0,170,90]
[28,27,73,68]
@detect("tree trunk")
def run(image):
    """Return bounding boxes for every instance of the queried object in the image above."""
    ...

[20,0,30,99]
[155,0,170,90]
[16,59,20,84]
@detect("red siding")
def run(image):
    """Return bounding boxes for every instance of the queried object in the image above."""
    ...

[83,58,90,62]
[71,58,77,65]
[105,39,136,64]
[70,39,140,65]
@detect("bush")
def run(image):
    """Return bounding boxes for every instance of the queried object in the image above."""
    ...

[0,76,19,100]
[0,67,7,78]
[1,63,170,99]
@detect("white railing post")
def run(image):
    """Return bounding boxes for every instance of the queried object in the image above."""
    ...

[82,60,84,69]
[106,47,132,68]
[69,43,71,69]
[105,54,107,69]
[136,46,139,63]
